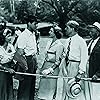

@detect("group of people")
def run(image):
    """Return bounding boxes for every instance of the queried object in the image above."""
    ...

[0,19,38,100]
[38,20,100,100]
[0,18,100,100]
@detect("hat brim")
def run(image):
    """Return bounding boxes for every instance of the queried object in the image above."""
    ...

[88,25,100,32]
[87,25,95,28]
[67,78,82,99]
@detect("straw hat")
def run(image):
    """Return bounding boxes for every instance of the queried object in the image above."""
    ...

[67,78,82,98]
[88,22,100,32]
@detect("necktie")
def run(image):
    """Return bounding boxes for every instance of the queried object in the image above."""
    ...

[88,39,94,55]
[67,37,71,57]
[13,36,18,46]
[65,37,71,65]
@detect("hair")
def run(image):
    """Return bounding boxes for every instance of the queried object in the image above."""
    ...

[0,35,5,46]
[50,26,63,39]
[3,29,12,36]
[66,20,79,32]
[26,15,37,24]
[54,29,63,39]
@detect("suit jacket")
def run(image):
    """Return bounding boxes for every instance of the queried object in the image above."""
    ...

[89,37,100,79]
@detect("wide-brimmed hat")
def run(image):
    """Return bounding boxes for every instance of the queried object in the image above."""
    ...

[88,22,100,32]
[67,78,82,99]
[67,20,79,28]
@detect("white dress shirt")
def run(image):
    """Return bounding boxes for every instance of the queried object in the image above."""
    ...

[65,34,88,72]
[88,37,99,54]
[17,29,37,56]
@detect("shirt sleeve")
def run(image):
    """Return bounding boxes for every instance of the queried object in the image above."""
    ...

[55,43,64,65]
[79,39,88,72]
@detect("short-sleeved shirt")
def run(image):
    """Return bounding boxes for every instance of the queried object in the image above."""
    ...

[17,29,37,56]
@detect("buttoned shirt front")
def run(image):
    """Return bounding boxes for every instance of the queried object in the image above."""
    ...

[17,29,37,56]
[65,34,88,72]
[88,37,99,54]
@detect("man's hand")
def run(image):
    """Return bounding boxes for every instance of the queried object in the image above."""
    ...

[75,73,82,82]
[92,75,98,81]
[75,71,85,82]
[6,68,15,74]
[42,68,54,75]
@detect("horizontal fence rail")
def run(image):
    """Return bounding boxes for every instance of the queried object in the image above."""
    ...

[0,69,100,81]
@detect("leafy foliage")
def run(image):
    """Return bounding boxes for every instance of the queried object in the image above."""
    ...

[1,0,100,36]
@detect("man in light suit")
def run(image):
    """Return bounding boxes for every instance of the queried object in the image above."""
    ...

[55,20,88,100]
[88,22,100,100]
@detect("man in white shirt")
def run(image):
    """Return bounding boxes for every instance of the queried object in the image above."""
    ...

[88,22,100,100]
[63,20,88,100]
[16,19,38,100]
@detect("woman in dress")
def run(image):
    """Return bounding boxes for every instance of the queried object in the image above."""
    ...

[0,33,15,100]
[38,26,64,100]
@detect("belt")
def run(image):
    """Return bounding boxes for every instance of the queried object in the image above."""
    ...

[26,54,36,58]
[69,60,80,62]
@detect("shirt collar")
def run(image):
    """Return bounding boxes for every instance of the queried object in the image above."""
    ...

[93,37,100,42]
[71,34,78,38]
[25,29,33,35]
[51,39,60,47]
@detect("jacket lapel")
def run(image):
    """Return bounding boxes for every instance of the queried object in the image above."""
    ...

[92,38,100,53]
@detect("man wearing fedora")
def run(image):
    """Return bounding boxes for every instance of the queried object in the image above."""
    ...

[55,20,88,100]
[88,22,100,100]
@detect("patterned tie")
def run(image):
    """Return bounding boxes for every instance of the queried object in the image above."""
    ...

[66,37,71,65]
[67,37,71,57]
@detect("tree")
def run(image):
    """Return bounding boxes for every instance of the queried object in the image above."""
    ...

[15,0,37,23]
[36,0,84,33]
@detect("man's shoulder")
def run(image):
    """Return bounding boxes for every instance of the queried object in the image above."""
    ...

[19,29,28,37]
[75,34,84,41]
[76,35,87,45]
[22,29,28,34]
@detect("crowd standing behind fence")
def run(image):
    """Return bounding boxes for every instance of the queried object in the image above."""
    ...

[1,19,100,100]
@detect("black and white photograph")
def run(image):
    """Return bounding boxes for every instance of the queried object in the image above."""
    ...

[0,0,100,100]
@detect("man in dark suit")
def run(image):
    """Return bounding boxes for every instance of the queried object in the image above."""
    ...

[88,22,100,80]
[88,22,100,100]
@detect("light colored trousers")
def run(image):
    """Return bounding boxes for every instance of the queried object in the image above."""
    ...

[55,58,91,100]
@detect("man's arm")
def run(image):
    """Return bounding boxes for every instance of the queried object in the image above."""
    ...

[79,40,88,73]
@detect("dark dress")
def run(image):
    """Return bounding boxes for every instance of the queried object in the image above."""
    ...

[0,63,13,100]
